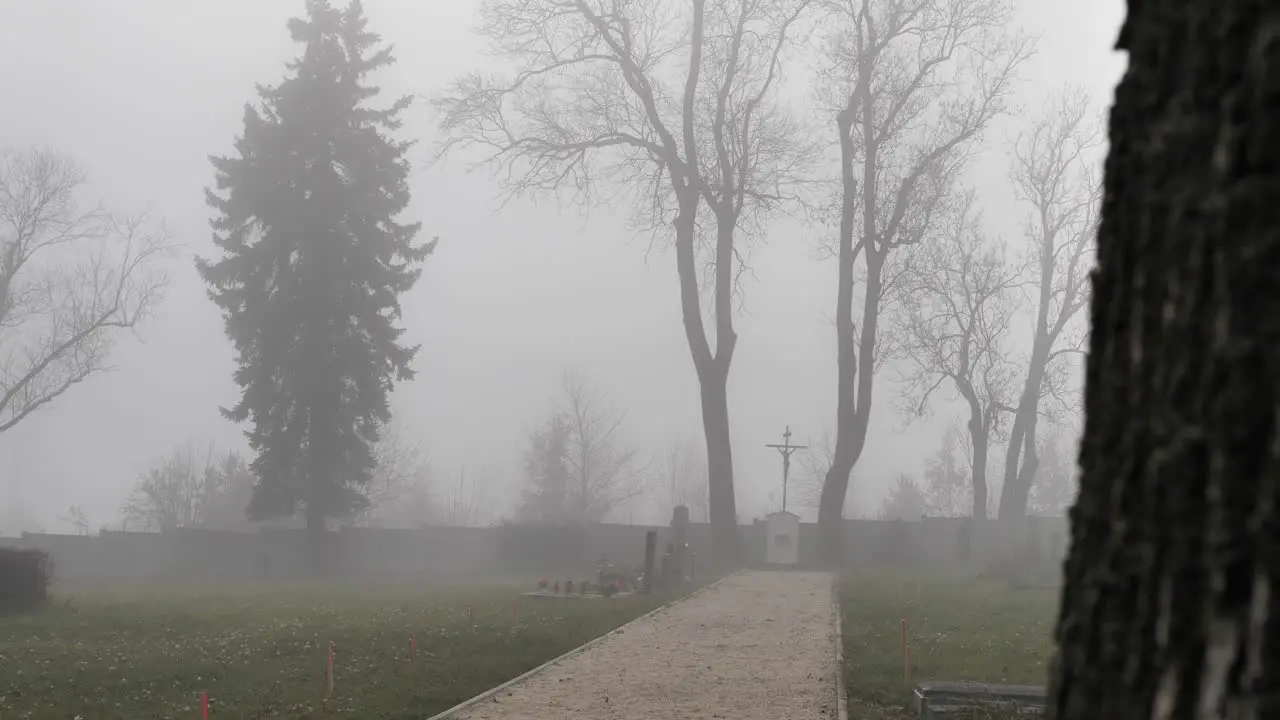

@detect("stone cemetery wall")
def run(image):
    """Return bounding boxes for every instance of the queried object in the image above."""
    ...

[12,514,1068,586]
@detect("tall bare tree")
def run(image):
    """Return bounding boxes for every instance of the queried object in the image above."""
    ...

[893,194,1021,518]
[435,0,816,564]
[0,147,167,434]
[996,89,1100,519]
[559,370,648,522]
[814,0,1031,560]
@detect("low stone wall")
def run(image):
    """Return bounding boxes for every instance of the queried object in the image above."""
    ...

[11,515,1067,585]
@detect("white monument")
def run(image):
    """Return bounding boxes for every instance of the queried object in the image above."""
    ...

[765,510,800,566]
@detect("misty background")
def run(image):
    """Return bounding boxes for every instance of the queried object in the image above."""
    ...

[0,0,1124,532]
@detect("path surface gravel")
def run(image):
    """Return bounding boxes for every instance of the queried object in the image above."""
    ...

[444,570,839,720]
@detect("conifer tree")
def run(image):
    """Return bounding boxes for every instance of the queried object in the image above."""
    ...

[198,0,432,540]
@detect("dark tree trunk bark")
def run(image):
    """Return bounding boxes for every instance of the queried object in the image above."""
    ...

[998,355,1046,520]
[819,98,879,565]
[819,244,880,564]
[700,367,739,568]
[673,190,740,569]
[1049,1,1280,717]
[968,413,989,521]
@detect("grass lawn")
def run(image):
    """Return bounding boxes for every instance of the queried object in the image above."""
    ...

[0,580,684,719]
[840,573,1060,719]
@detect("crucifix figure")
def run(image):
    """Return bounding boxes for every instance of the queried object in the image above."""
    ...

[766,425,808,513]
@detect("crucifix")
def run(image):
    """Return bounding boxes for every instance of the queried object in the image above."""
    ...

[766,426,808,513]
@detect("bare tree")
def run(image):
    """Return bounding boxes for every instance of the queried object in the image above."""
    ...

[435,0,816,564]
[0,147,168,434]
[437,465,493,527]
[996,89,1101,519]
[559,369,649,522]
[657,434,710,523]
[355,424,433,527]
[813,0,1032,560]
[122,443,226,532]
[58,505,90,536]
[893,193,1021,518]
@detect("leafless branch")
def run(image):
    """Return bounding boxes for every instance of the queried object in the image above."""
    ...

[355,423,434,527]
[815,0,1031,534]
[122,442,237,532]
[435,0,817,367]
[997,87,1102,516]
[654,434,710,522]
[0,147,170,435]
[891,191,1020,427]
[558,367,650,521]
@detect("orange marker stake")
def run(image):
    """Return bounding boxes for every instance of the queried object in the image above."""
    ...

[326,641,335,695]
[201,690,208,719]
[409,635,417,660]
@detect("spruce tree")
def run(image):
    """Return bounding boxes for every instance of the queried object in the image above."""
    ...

[518,415,572,525]
[198,0,431,541]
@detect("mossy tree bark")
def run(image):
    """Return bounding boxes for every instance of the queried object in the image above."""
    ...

[1048,0,1280,717]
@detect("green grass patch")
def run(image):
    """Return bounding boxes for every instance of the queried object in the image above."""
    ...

[0,580,686,719]
[840,573,1059,719]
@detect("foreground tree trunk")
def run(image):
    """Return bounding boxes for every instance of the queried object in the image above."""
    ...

[699,366,738,567]
[967,414,990,521]
[1048,0,1280,717]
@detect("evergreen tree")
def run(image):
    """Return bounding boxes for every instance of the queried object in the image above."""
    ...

[517,414,572,524]
[198,0,432,538]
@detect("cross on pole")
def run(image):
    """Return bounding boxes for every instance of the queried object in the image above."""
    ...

[766,426,808,513]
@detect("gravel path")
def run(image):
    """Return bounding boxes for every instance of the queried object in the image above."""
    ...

[443,570,840,720]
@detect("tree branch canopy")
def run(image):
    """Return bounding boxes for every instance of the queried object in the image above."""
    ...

[0,147,169,435]
[438,0,817,567]
[892,191,1020,426]
[815,0,1030,555]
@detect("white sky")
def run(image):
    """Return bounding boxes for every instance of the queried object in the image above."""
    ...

[0,0,1126,532]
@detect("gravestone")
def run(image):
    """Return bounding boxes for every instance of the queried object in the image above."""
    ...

[913,681,1045,718]
[643,530,657,592]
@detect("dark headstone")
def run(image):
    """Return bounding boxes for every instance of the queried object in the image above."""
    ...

[643,530,657,592]
[913,681,1046,718]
